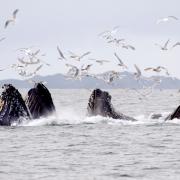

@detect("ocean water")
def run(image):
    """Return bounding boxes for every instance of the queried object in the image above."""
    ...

[1,89,180,180]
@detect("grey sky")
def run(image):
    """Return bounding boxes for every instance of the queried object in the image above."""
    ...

[0,0,180,80]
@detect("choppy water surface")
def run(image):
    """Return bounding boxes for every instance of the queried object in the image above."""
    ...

[1,89,180,180]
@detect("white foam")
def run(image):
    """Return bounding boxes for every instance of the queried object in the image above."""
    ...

[15,106,180,127]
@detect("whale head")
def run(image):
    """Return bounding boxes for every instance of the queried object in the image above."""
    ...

[0,84,30,125]
[25,83,55,119]
[87,89,113,117]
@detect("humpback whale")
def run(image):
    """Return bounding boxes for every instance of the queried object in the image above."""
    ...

[25,83,55,119]
[0,84,30,126]
[87,89,136,121]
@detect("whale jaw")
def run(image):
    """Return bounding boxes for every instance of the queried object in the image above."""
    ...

[0,84,30,126]
[25,83,55,119]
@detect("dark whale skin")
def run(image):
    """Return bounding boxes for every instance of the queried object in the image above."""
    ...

[0,84,30,126]
[165,105,180,120]
[87,89,136,121]
[25,83,55,119]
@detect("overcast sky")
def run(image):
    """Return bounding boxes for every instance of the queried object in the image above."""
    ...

[0,0,180,80]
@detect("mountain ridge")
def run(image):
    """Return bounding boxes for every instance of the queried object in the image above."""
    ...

[0,72,179,89]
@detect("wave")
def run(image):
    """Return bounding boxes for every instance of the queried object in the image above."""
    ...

[15,109,180,127]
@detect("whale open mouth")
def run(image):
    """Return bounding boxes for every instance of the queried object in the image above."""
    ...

[87,89,136,121]
[25,83,56,119]
[0,84,30,126]
[87,89,112,117]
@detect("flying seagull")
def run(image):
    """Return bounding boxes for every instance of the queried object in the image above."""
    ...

[134,64,142,80]
[5,9,19,28]
[156,16,178,24]
[114,53,128,69]
[57,46,66,60]
[155,39,170,50]
[144,66,170,76]
[65,63,80,79]
[69,51,91,61]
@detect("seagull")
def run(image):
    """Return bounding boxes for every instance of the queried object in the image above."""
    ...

[69,51,91,61]
[114,53,128,69]
[156,16,178,24]
[89,58,110,65]
[17,47,50,66]
[104,71,119,84]
[144,66,170,76]
[5,9,19,28]
[65,64,80,78]
[155,39,170,50]
[57,45,66,60]
[134,64,142,80]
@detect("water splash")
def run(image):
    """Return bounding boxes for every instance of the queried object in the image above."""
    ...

[15,108,180,127]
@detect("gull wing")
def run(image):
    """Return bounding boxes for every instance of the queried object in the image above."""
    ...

[164,39,170,48]
[114,52,123,64]
[172,42,180,48]
[34,64,43,73]
[127,45,135,50]
[158,66,170,75]
[168,16,178,20]
[57,46,66,60]
[134,64,141,75]
[4,20,13,28]
[13,9,19,19]
[144,67,153,71]
[98,30,110,37]
[33,49,41,56]
[80,51,91,59]
[18,57,27,64]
